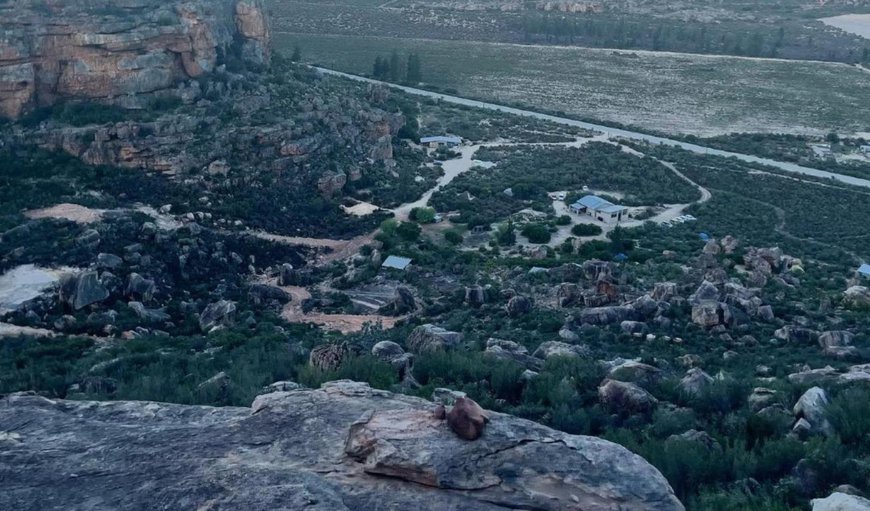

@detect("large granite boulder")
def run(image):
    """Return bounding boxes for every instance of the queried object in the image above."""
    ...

[484,338,543,370]
[812,492,870,511]
[689,281,720,305]
[198,300,237,332]
[679,368,714,396]
[691,301,730,328]
[532,340,590,360]
[58,271,110,310]
[0,382,684,511]
[843,286,870,308]
[578,305,634,326]
[793,387,833,437]
[775,326,819,344]
[607,360,662,386]
[598,379,658,413]
[407,324,461,353]
[505,295,532,317]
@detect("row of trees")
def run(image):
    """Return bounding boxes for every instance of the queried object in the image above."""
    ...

[518,15,870,63]
[372,51,422,83]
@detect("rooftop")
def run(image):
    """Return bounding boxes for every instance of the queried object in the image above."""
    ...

[574,195,611,210]
[599,204,628,214]
[420,135,462,145]
[859,263,870,276]
[382,255,412,270]
[573,195,625,213]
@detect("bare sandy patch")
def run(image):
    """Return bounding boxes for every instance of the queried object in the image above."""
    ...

[250,230,376,265]
[341,202,380,216]
[25,203,103,224]
[279,284,400,334]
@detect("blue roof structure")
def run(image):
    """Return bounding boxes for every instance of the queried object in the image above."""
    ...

[574,195,611,210]
[699,232,711,241]
[382,255,412,270]
[859,264,870,276]
[572,195,627,215]
[613,253,628,262]
[420,136,462,145]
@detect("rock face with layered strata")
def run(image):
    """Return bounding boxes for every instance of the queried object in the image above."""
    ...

[0,380,684,511]
[0,0,270,119]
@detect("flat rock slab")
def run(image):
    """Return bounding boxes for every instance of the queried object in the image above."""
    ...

[0,380,684,511]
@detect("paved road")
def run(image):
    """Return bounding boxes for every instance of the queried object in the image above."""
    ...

[313,66,870,190]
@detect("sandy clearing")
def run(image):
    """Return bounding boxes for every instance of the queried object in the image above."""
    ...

[278,283,401,334]
[251,231,348,249]
[341,202,380,216]
[25,203,103,224]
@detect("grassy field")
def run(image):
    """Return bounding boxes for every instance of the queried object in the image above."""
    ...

[278,33,870,137]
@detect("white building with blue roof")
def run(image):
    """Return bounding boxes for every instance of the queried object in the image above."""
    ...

[858,263,870,277]
[569,195,628,223]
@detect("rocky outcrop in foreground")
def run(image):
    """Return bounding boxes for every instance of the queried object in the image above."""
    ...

[0,380,684,511]
[0,0,270,119]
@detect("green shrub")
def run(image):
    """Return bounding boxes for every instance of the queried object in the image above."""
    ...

[410,206,436,223]
[444,229,464,245]
[828,387,870,447]
[571,223,603,236]
[521,223,551,244]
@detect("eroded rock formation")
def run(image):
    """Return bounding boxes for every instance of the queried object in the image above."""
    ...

[0,0,271,119]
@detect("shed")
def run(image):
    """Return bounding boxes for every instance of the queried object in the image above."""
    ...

[382,255,412,271]
[420,136,462,147]
[859,264,870,277]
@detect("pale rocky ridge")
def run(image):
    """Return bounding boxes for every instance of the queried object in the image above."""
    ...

[0,0,271,119]
[0,380,685,511]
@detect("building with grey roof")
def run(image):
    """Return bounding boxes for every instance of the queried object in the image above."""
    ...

[382,255,412,271]
[569,195,628,223]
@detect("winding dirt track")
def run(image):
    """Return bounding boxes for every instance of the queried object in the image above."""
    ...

[313,66,870,191]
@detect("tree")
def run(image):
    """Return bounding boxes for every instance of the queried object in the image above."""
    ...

[409,207,436,224]
[571,223,603,236]
[406,53,422,83]
[444,229,463,245]
[372,56,383,79]
[496,221,516,246]
[521,223,551,244]
[389,50,402,82]
[291,46,302,62]
[396,221,421,242]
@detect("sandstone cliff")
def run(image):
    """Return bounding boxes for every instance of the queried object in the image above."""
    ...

[0,0,271,119]
[0,380,685,510]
